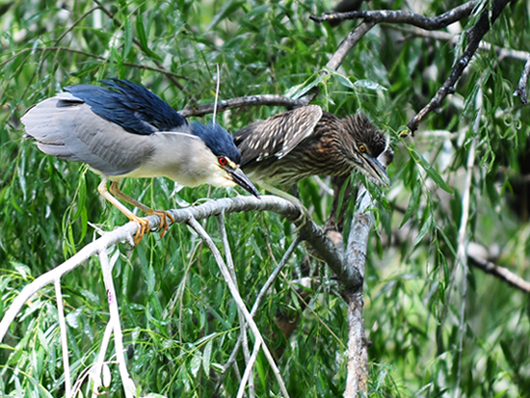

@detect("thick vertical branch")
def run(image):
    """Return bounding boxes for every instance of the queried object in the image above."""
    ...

[343,189,373,397]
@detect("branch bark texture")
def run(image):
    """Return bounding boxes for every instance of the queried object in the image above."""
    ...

[310,1,476,30]
[408,0,514,133]
[0,195,350,344]
[180,95,307,118]
[343,189,373,397]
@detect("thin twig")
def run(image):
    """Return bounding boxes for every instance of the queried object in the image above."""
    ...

[391,25,530,62]
[392,207,530,294]
[215,237,301,394]
[217,213,254,398]
[54,279,72,398]
[187,216,290,398]
[179,95,307,118]
[99,250,136,398]
[54,6,102,45]
[311,1,476,29]
[237,341,262,398]
[467,243,530,293]
[408,0,513,133]
[88,322,114,398]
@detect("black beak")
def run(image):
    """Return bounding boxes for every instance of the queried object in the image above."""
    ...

[229,168,261,198]
[365,156,390,187]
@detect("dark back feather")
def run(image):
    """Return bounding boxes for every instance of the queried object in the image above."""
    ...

[65,79,188,135]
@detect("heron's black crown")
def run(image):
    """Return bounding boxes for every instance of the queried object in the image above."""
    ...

[190,122,241,165]
[65,79,241,164]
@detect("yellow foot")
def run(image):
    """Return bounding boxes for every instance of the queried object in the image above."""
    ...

[148,210,175,238]
[131,216,150,245]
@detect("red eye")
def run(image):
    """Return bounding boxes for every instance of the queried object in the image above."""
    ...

[218,157,227,166]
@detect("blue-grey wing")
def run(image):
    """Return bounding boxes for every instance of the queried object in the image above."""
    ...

[22,92,156,176]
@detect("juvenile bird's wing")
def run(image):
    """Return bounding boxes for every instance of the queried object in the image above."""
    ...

[233,105,323,167]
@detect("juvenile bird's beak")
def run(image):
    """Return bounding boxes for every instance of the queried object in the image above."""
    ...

[364,156,390,187]
[228,167,261,198]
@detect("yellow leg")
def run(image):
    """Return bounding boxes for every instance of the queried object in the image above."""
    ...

[98,178,149,244]
[108,180,175,239]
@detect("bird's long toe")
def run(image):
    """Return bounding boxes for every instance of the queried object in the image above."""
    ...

[131,216,150,245]
[149,210,175,238]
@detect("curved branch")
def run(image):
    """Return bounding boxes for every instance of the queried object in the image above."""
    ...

[179,95,307,118]
[310,1,476,30]
[0,195,347,344]
[467,243,530,293]
[393,26,529,62]
[408,0,513,133]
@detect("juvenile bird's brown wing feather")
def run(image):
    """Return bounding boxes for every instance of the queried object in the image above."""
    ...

[234,105,323,167]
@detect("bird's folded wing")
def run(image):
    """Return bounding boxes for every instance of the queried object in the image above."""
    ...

[22,94,155,176]
[233,105,323,167]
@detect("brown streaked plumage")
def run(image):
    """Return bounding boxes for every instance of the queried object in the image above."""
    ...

[234,105,390,187]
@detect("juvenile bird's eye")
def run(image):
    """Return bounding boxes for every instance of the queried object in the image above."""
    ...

[358,144,366,153]
[218,157,228,166]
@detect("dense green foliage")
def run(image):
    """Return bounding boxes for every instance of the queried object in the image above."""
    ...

[1,0,530,396]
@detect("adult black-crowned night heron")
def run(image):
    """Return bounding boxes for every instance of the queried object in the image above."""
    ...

[22,79,259,243]
[234,104,390,189]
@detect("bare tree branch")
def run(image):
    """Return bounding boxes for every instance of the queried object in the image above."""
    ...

[0,195,347,342]
[343,188,373,397]
[392,25,530,61]
[342,150,392,396]
[467,243,530,293]
[310,1,476,30]
[99,249,136,398]
[179,95,307,118]
[187,217,290,398]
[216,213,255,398]
[408,0,514,133]
[214,236,301,395]
[54,280,72,397]
[514,54,530,104]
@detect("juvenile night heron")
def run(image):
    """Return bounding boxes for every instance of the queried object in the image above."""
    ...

[234,104,390,189]
[22,79,259,244]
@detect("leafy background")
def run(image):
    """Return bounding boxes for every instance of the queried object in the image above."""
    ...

[1,0,529,397]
